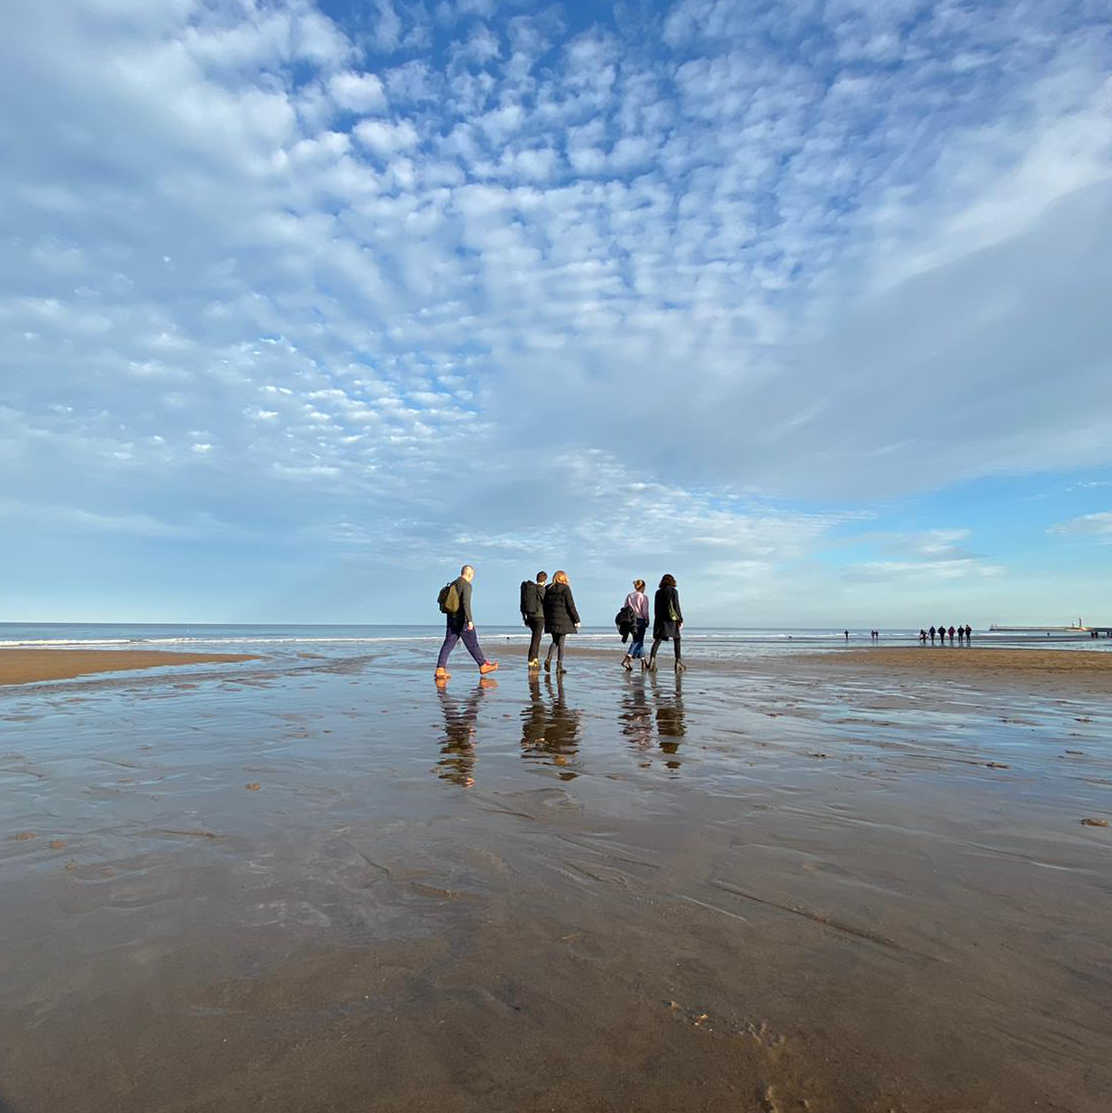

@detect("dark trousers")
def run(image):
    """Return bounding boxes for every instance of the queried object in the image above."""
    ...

[437,622,485,670]
[525,617,544,661]
[545,632,567,666]
[650,633,681,662]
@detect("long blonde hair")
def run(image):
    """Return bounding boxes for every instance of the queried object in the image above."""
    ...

[553,569,569,585]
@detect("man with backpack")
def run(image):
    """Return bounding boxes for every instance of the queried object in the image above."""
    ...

[435,564,499,683]
[520,571,547,670]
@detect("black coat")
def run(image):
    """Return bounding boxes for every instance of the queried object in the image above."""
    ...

[542,582,580,635]
[653,586,683,640]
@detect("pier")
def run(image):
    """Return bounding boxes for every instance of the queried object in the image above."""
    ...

[988,623,1112,638]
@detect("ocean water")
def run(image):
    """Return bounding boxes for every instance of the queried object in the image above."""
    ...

[1,622,1107,660]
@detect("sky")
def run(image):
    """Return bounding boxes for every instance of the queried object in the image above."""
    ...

[1,0,1110,627]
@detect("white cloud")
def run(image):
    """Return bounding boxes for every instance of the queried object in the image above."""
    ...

[328,70,387,113]
[352,117,420,155]
[1049,512,1112,539]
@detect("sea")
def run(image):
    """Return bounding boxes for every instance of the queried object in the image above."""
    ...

[2,622,1108,662]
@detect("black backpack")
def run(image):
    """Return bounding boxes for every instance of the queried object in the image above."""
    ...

[437,581,460,614]
[520,580,543,617]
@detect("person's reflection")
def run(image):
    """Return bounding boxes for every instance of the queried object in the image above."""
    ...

[520,673,582,780]
[651,672,686,771]
[436,678,496,787]
[619,677,654,762]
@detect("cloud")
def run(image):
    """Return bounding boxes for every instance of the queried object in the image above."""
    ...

[1,0,1110,620]
[352,117,420,155]
[1049,512,1112,539]
[329,71,387,113]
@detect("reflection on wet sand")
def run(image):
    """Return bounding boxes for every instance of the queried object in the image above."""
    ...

[520,674,582,779]
[618,677,653,758]
[652,673,686,770]
[435,679,496,787]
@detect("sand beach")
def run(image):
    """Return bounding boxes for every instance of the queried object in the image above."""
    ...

[1,638,1109,1111]
[0,649,256,686]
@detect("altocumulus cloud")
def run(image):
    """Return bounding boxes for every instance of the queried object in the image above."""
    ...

[0,0,1110,622]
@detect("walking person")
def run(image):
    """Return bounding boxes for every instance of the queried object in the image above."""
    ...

[542,570,580,674]
[434,565,499,683]
[964,624,972,643]
[648,574,685,672]
[937,619,946,645]
[948,624,956,645]
[520,571,547,670]
[620,579,650,672]
[929,625,936,645]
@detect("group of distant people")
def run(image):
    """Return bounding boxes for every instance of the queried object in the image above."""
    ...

[919,624,973,645]
[433,564,686,682]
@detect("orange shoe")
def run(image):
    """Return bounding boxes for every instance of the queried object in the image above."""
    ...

[434,667,451,682]
[479,660,499,675]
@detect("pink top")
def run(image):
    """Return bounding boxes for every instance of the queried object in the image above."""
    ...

[625,590,649,621]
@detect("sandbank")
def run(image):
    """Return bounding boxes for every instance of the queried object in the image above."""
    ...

[0,648,256,686]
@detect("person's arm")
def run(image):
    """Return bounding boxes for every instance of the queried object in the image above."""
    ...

[460,579,474,627]
[673,589,683,625]
[567,589,580,628]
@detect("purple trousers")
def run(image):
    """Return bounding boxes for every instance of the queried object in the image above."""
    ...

[437,622,486,670]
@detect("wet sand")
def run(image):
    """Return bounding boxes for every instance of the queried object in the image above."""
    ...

[1,645,1110,1111]
[0,649,256,686]
[818,645,1112,679]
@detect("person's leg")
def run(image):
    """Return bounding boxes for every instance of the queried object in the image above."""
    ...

[544,635,554,670]
[648,637,662,668]
[437,626,460,670]
[673,633,684,669]
[630,622,646,659]
[460,625,485,666]
[555,632,566,670]
[528,619,543,663]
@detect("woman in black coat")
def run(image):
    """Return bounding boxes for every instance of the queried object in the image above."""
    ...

[648,573,684,671]
[542,569,580,673]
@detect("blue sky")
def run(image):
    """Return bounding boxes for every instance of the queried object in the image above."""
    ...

[1,0,1110,626]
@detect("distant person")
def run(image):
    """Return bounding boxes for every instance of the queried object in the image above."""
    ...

[844,629,849,641]
[929,625,936,644]
[520,571,547,670]
[965,624,972,643]
[434,564,499,683]
[948,624,956,644]
[648,574,685,671]
[620,579,650,672]
[919,629,927,644]
[542,569,580,674]
[955,625,964,645]
[937,620,946,645]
